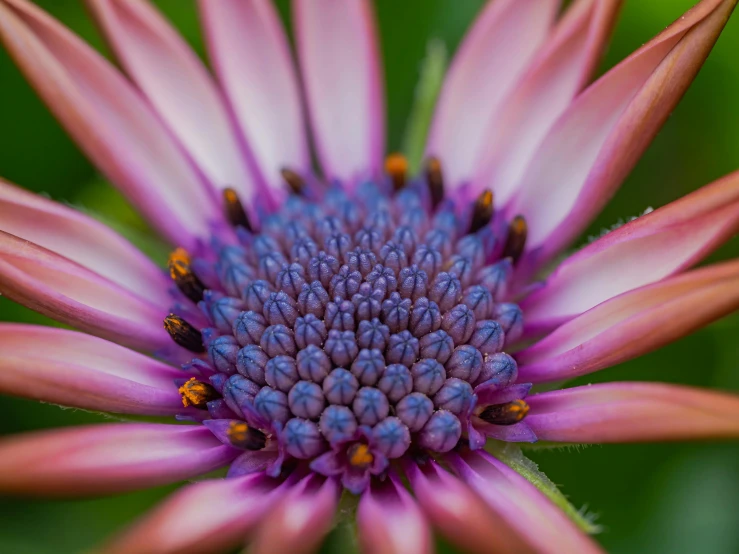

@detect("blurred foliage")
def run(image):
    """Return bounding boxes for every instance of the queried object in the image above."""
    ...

[1,0,739,552]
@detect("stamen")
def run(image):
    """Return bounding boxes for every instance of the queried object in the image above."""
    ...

[385,153,408,192]
[226,421,267,450]
[167,248,205,303]
[478,399,529,426]
[502,215,527,264]
[164,313,205,352]
[469,189,494,234]
[179,377,218,408]
[281,168,306,196]
[348,443,374,468]
[425,157,444,209]
[222,187,253,231]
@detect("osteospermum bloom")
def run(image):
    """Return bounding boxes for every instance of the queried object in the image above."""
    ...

[1,0,739,552]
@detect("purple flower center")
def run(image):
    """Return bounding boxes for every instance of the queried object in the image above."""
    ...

[165,158,530,492]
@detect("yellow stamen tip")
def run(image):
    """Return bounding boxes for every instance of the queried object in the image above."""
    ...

[349,444,374,467]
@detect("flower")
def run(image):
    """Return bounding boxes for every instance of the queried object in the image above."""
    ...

[0,0,738,552]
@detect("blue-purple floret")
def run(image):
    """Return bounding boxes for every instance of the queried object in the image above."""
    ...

[177,178,527,494]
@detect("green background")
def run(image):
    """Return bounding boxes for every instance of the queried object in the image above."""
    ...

[1,0,739,552]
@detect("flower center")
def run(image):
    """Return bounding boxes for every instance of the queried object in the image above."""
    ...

[163,156,530,490]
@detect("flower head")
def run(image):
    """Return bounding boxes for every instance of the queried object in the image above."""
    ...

[1,0,739,552]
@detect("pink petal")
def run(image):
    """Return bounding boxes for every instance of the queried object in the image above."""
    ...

[357,472,433,554]
[250,474,340,554]
[103,474,281,554]
[198,0,308,198]
[474,0,622,205]
[293,0,385,185]
[425,0,559,190]
[405,460,536,554]
[0,324,184,415]
[86,0,256,201]
[0,177,169,304]
[448,450,604,554]
[0,231,168,351]
[522,170,739,333]
[517,260,739,383]
[0,0,220,248]
[506,0,738,268]
[0,423,238,496]
[527,382,739,443]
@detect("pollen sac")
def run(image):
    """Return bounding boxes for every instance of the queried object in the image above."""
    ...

[366,264,398,297]
[377,364,413,403]
[254,387,289,424]
[297,281,330,318]
[433,378,474,414]
[353,387,390,426]
[265,355,299,392]
[355,226,385,252]
[325,298,356,331]
[409,298,442,338]
[424,229,453,258]
[320,405,359,445]
[433,208,458,237]
[356,318,391,350]
[225,421,267,450]
[233,311,267,347]
[396,392,434,432]
[381,292,411,333]
[398,265,429,301]
[413,245,443,279]
[468,320,505,355]
[208,335,240,374]
[324,330,359,367]
[179,377,218,409]
[296,344,331,383]
[419,330,455,364]
[476,352,518,389]
[352,283,383,321]
[257,251,287,283]
[411,359,446,396]
[372,417,411,459]
[329,266,362,299]
[477,259,512,301]
[345,248,377,277]
[455,234,485,270]
[325,232,353,260]
[263,291,299,327]
[462,285,495,320]
[308,252,340,288]
[283,418,326,459]
[218,261,254,298]
[493,302,524,344]
[236,344,268,385]
[385,331,420,366]
[292,236,319,266]
[392,226,418,255]
[243,280,274,313]
[351,349,385,386]
[164,314,204,353]
[323,368,359,405]
[294,314,328,349]
[479,399,530,426]
[252,234,282,257]
[288,381,325,419]
[260,324,297,358]
[446,345,483,383]
[318,215,343,241]
[223,375,260,416]
[446,255,475,288]
[202,292,243,333]
[418,410,462,453]
[379,241,408,274]
[275,263,306,298]
[441,304,476,344]
[429,272,462,313]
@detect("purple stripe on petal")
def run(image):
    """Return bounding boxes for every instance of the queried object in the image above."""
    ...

[250,474,340,554]
[473,0,622,205]
[507,0,738,269]
[448,450,604,554]
[0,424,239,496]
[517,260,739,383]
[522,170,739,334]
[357,472,433,554]
[293,0,385,186]
[0,0,221,247]
[405,459,537,554]
[103,474,282,554]
[0,178,169,304]
[527,382,739,443]
[198,0,308,198]
[0,231,169,351]
[425,0,559,191]
[87,0,257,202]
[0,324,185,415]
